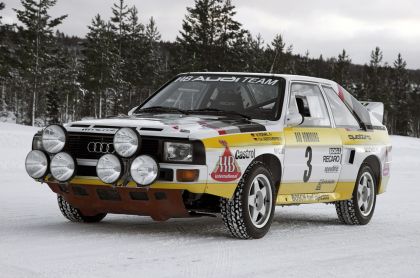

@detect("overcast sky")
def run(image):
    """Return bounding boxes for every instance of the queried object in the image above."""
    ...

[2,0,420,69]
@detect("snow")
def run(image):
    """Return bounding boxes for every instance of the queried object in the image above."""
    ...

[1,123,420,278]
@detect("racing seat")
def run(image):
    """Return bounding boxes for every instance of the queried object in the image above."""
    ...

[209,88,245,112]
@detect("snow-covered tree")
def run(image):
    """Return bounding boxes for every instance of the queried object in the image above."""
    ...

[14,0,67,125]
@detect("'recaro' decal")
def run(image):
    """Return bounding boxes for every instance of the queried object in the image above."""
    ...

[211,140,241,182]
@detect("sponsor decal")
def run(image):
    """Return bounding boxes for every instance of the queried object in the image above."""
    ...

[174,75,279,86]
[251,132,280,142]
[348,134,372,140]
[324,165,339,173]
[295,132,319,143]
[291,193,330,202]
[329,147,341,155]
[235,149,255,160]
[322,155,341,163]
[315,179,335,191]
[211,140,241,182]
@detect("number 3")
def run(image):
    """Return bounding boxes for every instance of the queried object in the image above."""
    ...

[303,146,312,182]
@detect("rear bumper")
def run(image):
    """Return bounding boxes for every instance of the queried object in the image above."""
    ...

[48,183,190,221]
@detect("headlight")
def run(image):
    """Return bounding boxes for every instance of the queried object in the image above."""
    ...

[42,125,66,153]
[25,150,48,179]
[130,155,159,186]
[113,128,140,157]
[96,154,122,184]
[32,134,43,150]
[50,152,75,182]
[164,142,193,162]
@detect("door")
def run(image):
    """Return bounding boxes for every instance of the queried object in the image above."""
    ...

[280,82,343,195]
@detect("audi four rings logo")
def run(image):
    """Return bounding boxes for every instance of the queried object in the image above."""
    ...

[87,142,115,153]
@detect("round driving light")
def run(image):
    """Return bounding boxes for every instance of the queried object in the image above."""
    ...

[113,128,140,158]
[42,125,66,154]
[25,150,48,179]
[130,155,159,186]
[50,152,75,182]
[96,154,122,184]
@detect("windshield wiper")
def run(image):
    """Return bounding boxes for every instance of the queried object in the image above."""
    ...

[135,106,189,115]
[188,108,251,120]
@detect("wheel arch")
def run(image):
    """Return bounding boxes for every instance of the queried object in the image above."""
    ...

[253,154,282,194]
[361,155,381,194]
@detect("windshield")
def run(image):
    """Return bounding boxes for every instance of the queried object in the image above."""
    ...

[136,74,285,120]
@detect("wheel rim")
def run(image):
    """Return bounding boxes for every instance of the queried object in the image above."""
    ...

[247,174,273,228]
[357,172,375,216]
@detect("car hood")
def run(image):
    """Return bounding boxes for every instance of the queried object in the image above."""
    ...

[65,113,269,139]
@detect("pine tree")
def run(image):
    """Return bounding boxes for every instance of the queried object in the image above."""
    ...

[390,53,411,135]
[144,17,163,93]
[365,47,383,100]
[110,0,131,115]
[334,49,351,86]
[124,6,145,109]
[177,0,247,71]
[46,87,59,123]
[80,14,117,118]
[14,0,67,125]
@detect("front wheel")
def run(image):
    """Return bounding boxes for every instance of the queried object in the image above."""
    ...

[220,161,276,239]
[57,195,107,223]
[335,164,377,225]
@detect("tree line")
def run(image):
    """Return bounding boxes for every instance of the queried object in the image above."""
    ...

[1,0,419,136]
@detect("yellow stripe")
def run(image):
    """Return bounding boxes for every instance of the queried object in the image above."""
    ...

[283,127,342,145]
[279,182,336,194]
[202,131,283,148]
[339,129,390,145]
[276,181,354,204]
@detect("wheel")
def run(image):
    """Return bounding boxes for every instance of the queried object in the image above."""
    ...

[335,164,377,225]
[220,161,276,239]
[57,195,107,223]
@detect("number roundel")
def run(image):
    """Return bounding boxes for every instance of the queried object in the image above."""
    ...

[303,146,312,182]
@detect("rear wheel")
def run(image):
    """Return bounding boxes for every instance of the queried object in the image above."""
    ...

[335,164,377,225]
[220,161,276,239]
[57,195,107,223]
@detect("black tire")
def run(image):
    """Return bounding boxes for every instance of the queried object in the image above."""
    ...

[220,161,276,239]
[335,164,377,225]
[57,195,107,223]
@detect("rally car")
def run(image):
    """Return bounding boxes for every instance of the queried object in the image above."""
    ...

[25,73,391,239]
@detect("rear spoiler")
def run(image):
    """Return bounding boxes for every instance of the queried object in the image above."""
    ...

[360,102,384,123]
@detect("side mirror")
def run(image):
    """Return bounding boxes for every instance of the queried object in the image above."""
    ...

[286,112,304,127]
[128,106,139,116]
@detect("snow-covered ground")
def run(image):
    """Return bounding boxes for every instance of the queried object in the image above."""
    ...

[0,123,419,278]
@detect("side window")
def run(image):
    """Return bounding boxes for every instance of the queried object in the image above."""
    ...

[322,86,360,129]
[289,83,331,127]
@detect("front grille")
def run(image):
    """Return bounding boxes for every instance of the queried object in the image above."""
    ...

[66,132,160,160]
[65,131,205,178]
[67,132,114,160]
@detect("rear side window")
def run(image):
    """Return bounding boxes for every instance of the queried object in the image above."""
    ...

[289,83,331,127]
[322,86,360,129]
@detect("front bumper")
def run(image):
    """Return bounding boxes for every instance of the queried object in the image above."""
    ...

[48,182,190,221]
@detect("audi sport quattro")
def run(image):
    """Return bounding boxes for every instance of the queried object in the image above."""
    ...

[25,73,391,239]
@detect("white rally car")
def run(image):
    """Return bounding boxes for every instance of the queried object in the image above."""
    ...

[25,73,391,239]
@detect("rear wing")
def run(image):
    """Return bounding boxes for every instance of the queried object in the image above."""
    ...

[360,102,384,123]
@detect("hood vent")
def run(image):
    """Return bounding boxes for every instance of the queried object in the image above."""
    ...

[140,127,164,132]
[71,124,91,127]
